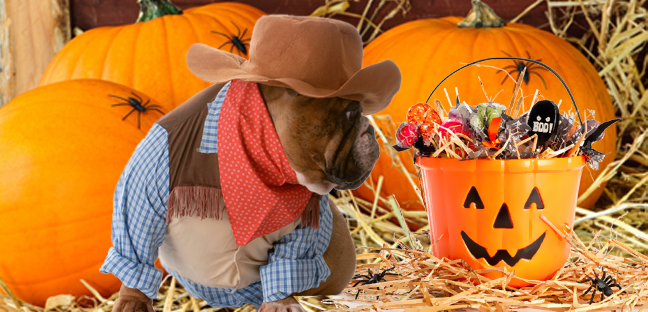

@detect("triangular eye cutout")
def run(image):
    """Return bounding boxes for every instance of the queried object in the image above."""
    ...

[524,187,544,209]
[463,186,484,209]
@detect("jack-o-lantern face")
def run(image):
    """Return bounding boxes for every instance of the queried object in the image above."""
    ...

[460,187,546,267]
[418,156,585,286]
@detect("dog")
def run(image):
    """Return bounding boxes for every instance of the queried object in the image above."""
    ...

[101,15,401,312]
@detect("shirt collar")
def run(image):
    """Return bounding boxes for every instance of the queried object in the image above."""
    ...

[197,81,231,154]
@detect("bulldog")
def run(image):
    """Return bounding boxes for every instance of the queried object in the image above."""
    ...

[101,15,401,312]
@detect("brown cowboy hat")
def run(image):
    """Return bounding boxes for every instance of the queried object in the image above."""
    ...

[186,15,401,115]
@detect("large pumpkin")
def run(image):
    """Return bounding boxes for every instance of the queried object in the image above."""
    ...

[0,79,172,306]
[358,0,616,210]
[39,0,265,108]
[418,156,585,286]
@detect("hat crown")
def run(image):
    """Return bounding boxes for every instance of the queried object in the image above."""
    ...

[244,15,363,91]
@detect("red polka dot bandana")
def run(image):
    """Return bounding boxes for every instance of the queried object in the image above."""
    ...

[218,80,314,246]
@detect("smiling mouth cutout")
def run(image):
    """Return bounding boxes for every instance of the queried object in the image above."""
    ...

[461,231,546,267]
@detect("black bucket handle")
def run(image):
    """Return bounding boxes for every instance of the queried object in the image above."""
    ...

[425,57,583,126]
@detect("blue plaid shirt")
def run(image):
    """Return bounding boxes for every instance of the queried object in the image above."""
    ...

[100,82,333,308]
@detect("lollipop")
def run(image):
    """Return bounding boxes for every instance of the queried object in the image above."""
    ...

[395,122,419,147]
[407,103,441,127]
[439,119,474,157]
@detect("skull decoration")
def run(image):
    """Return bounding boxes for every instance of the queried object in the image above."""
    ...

[418,156,585,286]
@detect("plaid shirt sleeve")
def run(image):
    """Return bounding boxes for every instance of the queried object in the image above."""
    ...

[259,194,333,303]
[99,124,170,300]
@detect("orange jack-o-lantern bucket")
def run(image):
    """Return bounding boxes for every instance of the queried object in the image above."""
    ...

[418,157,585,286]
[417,57,587,286]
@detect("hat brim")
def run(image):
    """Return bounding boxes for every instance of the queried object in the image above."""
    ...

[186,43,401,115]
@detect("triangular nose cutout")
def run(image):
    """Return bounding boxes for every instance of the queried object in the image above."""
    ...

[493,203,514,229]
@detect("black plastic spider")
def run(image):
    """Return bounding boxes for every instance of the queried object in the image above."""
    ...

[212,21,251,56]
[578,267,622,305]
[351,266,398,299]
[109,92,165,129]
[500,51,549,88]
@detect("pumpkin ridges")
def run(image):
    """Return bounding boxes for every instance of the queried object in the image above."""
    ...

[127,23,145,91]
[11,80,161,133]
[189,2,263,25]
[39,3,265,108]
[192,3,254,23]
[158,15,177,106]
[42,28,102,82]
[0,79,170,305]
[415,28,464,105]
[359,11,617,210]
[95,28,127,80]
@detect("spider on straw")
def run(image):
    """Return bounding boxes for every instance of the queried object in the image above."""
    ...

[212,21,251,56]
[578,267,622,305]
[351,266,398,299]
[109,93,165,129]
[499,51,549,88]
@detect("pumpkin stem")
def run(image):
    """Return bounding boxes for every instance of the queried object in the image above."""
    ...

[458,0,506,28]
[136,0,182,23]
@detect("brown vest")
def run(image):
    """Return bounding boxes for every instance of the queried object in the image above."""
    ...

[156,83,301,289]
[156,82,320,227]
[157,83,226,223]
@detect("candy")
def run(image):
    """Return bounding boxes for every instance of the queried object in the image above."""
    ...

[438,119,473,158]
[470,102,506,134]
[392,92,614,165]
[407,103,441,127]
[420,124,436,144]
[439,119,468,140]
[487,117,502,143]
[395,122,419,147]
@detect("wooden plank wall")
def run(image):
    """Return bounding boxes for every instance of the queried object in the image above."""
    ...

[0,0,71,106]
[70,0,551,32]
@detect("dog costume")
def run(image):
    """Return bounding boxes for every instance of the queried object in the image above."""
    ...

[101,15,401,308]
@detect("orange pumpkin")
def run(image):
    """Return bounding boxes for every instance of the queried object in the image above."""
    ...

[358,0,616,210]
[0,79,173,306]
[418,156,585,286]
[39,0,265,108]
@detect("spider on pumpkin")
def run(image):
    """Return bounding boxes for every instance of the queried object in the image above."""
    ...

[109,93,165,129]
[578,267,622,305]
[499,51,549,88]
[212,21,251,56]
[351,266,398,299]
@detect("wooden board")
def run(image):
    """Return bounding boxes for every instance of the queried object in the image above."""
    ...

[0,0,71,106]
[70,0,552,33]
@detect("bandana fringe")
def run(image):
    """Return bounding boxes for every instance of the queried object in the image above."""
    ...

[167,186,224,224]
[300,194,322,229]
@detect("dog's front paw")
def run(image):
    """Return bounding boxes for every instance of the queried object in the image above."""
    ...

[258,297,305,312]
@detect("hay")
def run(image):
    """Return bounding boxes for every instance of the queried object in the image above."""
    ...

[0,0,645,311]
[329,224,648,311]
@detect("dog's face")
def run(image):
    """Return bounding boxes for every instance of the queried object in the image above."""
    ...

[259,84,380,194]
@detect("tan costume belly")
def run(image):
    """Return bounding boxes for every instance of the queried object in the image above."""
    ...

[158,200,299,289]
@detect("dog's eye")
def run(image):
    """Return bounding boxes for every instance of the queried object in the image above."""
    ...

[346,110,357,120]
[285,88,300,97]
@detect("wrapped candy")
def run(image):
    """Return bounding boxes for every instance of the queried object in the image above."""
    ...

[420,124,436,144]
[391,93,616,164]
[439,119,473,158]
[407,103,441,127]
[469,102,506,136]
[395,122,419,147]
